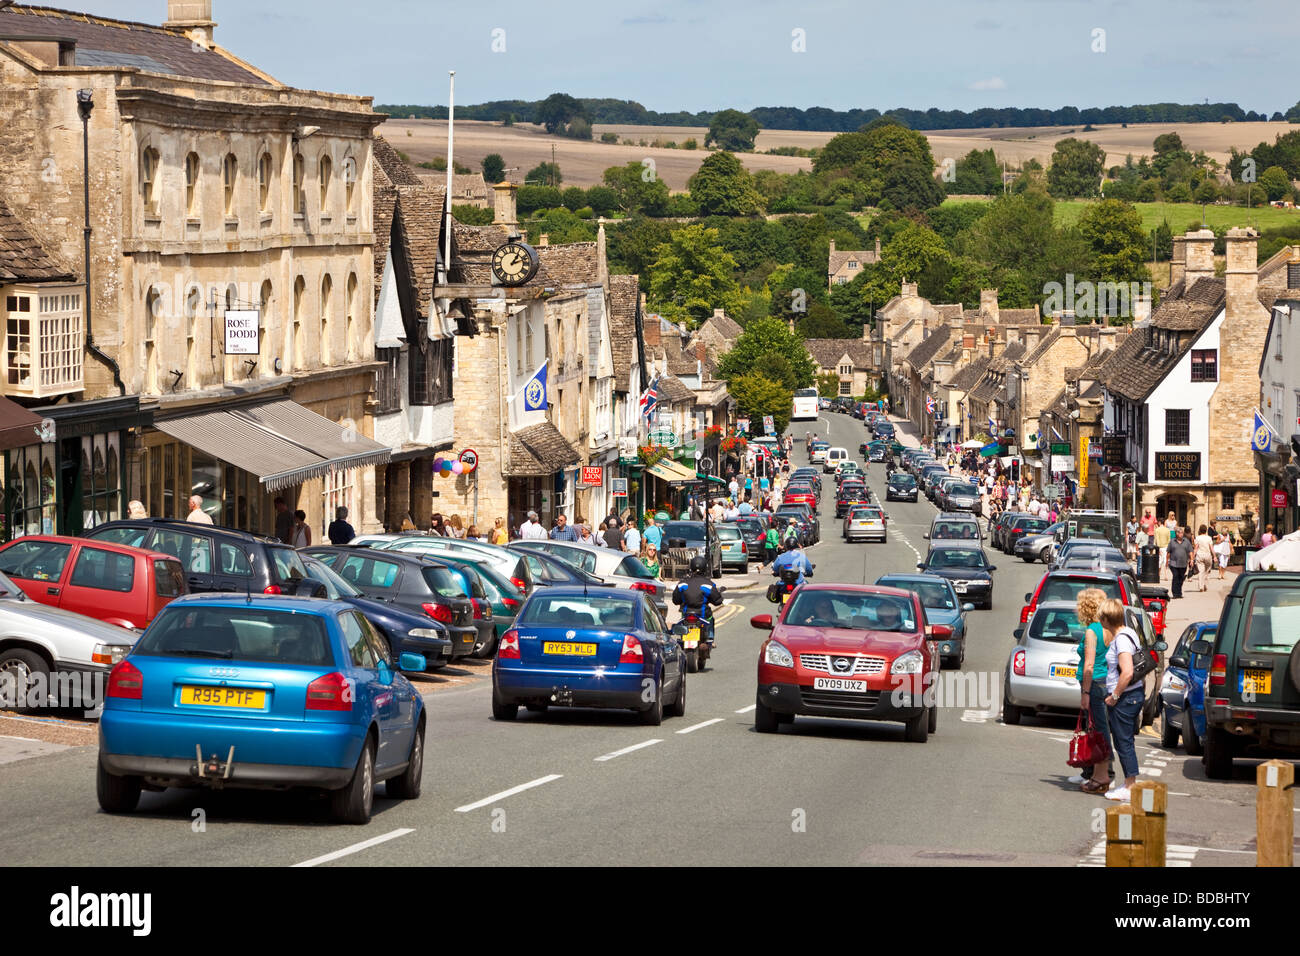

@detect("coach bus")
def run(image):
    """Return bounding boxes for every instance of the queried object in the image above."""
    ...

[792,387,819,422]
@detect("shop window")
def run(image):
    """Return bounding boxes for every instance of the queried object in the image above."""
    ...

[258,152,272,213]
[140,147,160,217]
[410,326,453,406]
[222,153,238,218]
[185,152,200,218]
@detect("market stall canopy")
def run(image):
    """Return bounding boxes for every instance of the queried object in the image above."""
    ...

[153,399,392,493]
[645,459,698,484]
[961,439,985,449]
[1246,529,1300,571]
[0,397,46,450]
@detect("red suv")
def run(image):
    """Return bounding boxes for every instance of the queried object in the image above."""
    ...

[0,535,186,630]
[751,584,948,741]
[1019,569,1157,633]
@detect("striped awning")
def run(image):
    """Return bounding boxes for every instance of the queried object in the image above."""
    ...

[645,459,698,484]
[154,399,391,492]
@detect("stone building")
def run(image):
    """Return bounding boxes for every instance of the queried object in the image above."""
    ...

[0,1,390,539]
[827,238,881,288]
[805,334,877,398]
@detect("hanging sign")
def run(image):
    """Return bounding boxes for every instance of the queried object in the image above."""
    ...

[223,310,260,355]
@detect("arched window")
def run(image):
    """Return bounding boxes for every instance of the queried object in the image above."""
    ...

[185,152,200,217]
[259,280,273,375]
[345,273,358,361]
[343,154,357,215]
[319,154,332,216]
[320,274,333,365]
[141,147,160,216]
[184,284,202,384]
[223,153,238,217]
[293,153,305,216]
[290,276,306,370]
[258,152,272,212]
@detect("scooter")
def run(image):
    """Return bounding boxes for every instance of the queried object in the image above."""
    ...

[671,585,726,673]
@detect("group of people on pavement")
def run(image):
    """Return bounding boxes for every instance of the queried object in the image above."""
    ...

[1134,509,1236,599]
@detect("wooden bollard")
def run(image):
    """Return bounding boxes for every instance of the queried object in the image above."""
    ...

[1256,759,1294,867]
[1106,803,1146,867]
[1131,780,1168,867]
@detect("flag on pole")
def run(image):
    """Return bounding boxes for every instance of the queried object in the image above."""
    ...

[925,395,936,414]
[988,416,997,434]
[1252,408,1278,453]
[521,360,548,411]
[639,376,661,421]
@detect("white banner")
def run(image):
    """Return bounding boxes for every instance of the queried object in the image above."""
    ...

[1050,455,1076,472]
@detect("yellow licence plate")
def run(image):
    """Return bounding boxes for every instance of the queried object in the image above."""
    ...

[181,686,266,709]
[543,642,597,656]
[1240,669,1271,696]
[1049,664,1077,680]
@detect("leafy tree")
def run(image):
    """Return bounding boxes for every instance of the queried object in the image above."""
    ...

[526,161,562,187]
[517,185,563,214]
[584,185,619,217]
[727,373,793,436]
[561,186,587,211]
[828,270,878,330]
[1287,100,1300,123]
[535,93,589,137]
[1193,179,1219,204]
[603,162,670,216]
[1166,182,1192,202]
[523,207,597,245]
[706,109,761,151]
[948,148,1002,195]
[926,202,991,241]
[1077,199,1150,290]
[765,264,826,321]
[688,151,763,216]
[481,153,505,184]
[1048,137,1106,197]
[1260,165,1293,202]
[719,316,816,388]
[796,303,854,338]
[815,372,841,398]
[881,221,951,285]
[880,159,945,211]
[606,216,673,274]
[646,225,743,324]
[567,116,593,141]
[1151,132,1192,180]
[452,203,494,226]
[1153,219,1173,261]
[753,352,800,391]
[813,131,872,174]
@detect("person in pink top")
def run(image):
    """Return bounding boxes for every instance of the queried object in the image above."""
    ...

[1140,509,1156,537]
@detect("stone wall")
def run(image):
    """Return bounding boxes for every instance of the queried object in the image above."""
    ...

[448,309,508,525]
[1211,229,1268,486]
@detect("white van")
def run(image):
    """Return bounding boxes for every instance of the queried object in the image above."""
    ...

[823,447,848,473]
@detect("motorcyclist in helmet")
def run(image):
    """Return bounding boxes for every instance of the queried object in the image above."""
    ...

[673,555,724,643]
[770,538,814,587]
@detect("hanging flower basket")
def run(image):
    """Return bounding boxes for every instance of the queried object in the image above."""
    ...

[638,444,670,467]
[704,425,724,440]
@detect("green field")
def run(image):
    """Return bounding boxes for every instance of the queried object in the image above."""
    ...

[1053,199,1299,234]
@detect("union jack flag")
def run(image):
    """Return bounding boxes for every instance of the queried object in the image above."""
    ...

[639,376,660,421]
[925,395,936,414]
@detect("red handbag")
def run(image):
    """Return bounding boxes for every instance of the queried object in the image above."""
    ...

[1067,708,1111,768]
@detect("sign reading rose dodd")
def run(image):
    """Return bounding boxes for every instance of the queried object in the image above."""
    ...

[223,310,259,355]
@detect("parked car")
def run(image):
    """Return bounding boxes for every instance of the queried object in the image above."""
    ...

[1014,522,1064,563]
[750,584,945,741]
[300,554,453,669]
[919,465,949,498]
[885,472,919,502]
[809,440,830,464]
[917,543,996,609]
[0,569,138,713]
[1019,568,1145,626]
[1049,540,1128,573]
[1198,572,1300,779]
[713,522,750,572]
[844,505,887,543]
[734,516,768,557]
[1002,514,1049,555]
[300,547,479,659]
[97,595,427,823]
[875,573,972,668]
[1160,622,1216,754]
[505,539,664,615]
[492,587,684,724]
[0,535,186,631]
[375,536,532,595]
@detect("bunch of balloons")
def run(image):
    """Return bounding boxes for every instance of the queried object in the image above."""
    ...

[433,456,465,479]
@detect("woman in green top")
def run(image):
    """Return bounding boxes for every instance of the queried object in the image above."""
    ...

[763,525,780,567]
[641,544,661,579]
[1073,587,1112,794]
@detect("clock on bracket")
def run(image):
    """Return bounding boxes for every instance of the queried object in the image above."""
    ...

[491,234,540,287]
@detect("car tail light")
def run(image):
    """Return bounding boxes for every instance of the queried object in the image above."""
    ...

[498,629,520,659]
[106,660,143,700]
[263,584,282,595]
[470,598,486,619]
[422,602,454,624]
[1210,654,1227,687]
[619,634,643,664]
[306,672,353,711]
[630,582,656,594]
[510,577,528,594]
[1012,649,1026,676]
[502,597,521,610]
[1020,603,1033,624]
[740,541,747,554]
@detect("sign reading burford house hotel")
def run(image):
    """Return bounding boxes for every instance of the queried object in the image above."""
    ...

[1154,451,1201,482]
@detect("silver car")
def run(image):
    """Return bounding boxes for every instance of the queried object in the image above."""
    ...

[506,539,668,615]
[373,536,531,592]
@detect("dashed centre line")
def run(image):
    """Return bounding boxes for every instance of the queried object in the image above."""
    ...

[676,718,725,734]
[594,739,662,762]
[293,828,415,867]
[454,774,564,812]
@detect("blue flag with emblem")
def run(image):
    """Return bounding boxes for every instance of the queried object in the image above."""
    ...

[522,360,548,412]
[1252,408,1277,453]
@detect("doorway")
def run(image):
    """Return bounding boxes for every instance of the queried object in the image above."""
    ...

[1155,493,1196,531]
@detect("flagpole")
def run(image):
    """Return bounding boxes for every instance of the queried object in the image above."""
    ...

[442,70,454,285]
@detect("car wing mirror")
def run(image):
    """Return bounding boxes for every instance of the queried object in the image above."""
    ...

[398,652,427,672]
[750,614,773,630]
[962,603,975,612]
[1188,639,1213,656]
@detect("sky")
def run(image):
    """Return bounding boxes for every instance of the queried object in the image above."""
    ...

[93,0,1299,115]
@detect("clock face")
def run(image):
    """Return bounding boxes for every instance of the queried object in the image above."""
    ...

[491,241,539,286]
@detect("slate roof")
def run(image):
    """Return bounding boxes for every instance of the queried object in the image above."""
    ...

[1098,327,1166,402]
[608,274,639,392]
[968,371,1000,403]
[805,338,873,369]
[1152,276,1224,331]
[0,5,272,85]
[537,242,599,287]
[934,304,964,323]
[989,341,1026,373]
[946,354,989,392]
[935,345,965,365]
[1019,327,1061,366]
[373,137,423,187]
[698,311,742,342]
[395,185,445,319]
[904,327,952,371]
[0,197,73,282]
[828,246,880,275]
[999,307,1041,325]
[506,421,582,476]
[657,374,696,404]
[372,176,397,307]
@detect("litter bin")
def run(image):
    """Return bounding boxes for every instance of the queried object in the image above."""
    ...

[1138,543,1160,583]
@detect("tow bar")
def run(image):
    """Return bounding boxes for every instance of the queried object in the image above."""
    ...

[194,744,236,785]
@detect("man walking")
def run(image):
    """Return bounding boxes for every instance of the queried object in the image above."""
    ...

[186,495,214,524]
[1167,527,1193,599]
[622,520,641,554]
[1153,519,1172,580]
[273,497,293,543]
[549,513,579,541]
[327,506,355,545]
[520,510,548,540]
[643,515,663,552]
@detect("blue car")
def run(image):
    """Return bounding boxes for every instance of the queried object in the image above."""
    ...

[1160,621,1216,755]
[492,587,685,725]
[98,595,427,824]
[875,573,974,668]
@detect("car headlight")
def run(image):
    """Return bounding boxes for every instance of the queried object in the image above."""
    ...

[891,650,924,674]
[92,643,131,666]
[409,628,444,640]
[764,640,794,668]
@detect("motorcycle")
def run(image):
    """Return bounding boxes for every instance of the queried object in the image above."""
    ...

[766,562,813,606]
[671,585,726,673]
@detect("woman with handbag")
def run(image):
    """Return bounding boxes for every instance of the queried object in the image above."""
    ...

[1073,588,1113,794]
[1098,598,1146,803]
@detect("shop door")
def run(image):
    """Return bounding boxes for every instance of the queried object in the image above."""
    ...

[1156,493,1193,531]
[59,437,81,537]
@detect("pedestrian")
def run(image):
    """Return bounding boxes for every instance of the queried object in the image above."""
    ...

[400,513,416,532]
[1167,526,1193,598]
[448,514,468,539]
[641,543,660,579]
[1071,587,1113,795]
[290,509,312,547]
[623,519,641,554]
[1153,519,1172,579]
[643,515,663,552]
[127,499,148,519]
[273,497,293,543]
[490,517,509,545]
[520,510,547,540]
[1260,523,1277,547]
[1125,516,1139,559]
[763,520,780,566]
[186,495,213,524]
[549,513,579,541]
[1194,524,1214,591]
[1140,508,1156,537]
[737,495,754,516]
[601,518,622,550]
[578,523,594,545]
[430,513,448,536]
[1134,525,1149,555]
[1213,532,1231,579]
[1165,511,1178,536]
[1099,597,1145,802]
[327,506,355,545]
[466,523,481,541]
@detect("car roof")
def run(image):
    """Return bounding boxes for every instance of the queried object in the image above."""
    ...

[796,583,916,600]
[166,593,354,615]
[928,541,985,551]
[305,545,443,567]
[88,518,278,544]
[877,573,950,587]
[6,534,178,563]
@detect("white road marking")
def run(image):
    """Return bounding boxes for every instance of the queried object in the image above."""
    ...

[454,774,563,812]
[292,828,415,867]
[676,718,725,735]
[594,739,663,762]
[735,704,757,714]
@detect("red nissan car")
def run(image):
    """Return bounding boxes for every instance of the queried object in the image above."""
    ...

[751,584,948,741]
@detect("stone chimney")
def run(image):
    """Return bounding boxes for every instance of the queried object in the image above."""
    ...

[979,288,999,324]
[1287,253,1300,291]
[538,233,549,247]
[1224,227,1261,322]
[695,341,707,361]
[901,281,918,299]
[165,0,216,49]
[596,220,607,287]
[1169,235,1187,288]
[829,239,836,256]
[1183,228,1216,284]
[1213,227,1269,485]
[862,318,871,342]
[493,181,518,229]
[873,237,882,259]
[641,294,660,346]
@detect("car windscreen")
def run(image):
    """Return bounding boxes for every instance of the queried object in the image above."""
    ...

[518,594,639,629]
[134,605,333,666]
[933,521,979,539]
[547,544,597,573]
[423,565,466,598]
[616,555,657,580]
[715,526,741,540]
[1015,518,1049,532]
[1029,607,1083,644]
[927,549,986,569]
[1242,586,1300,654]
[664,522,706,543]
[303,556,361,598]
[1038,577,1121,605]
[850,507,883,519]
[949,483,979,496]
[889,474,917,487]
[879,578,954,610]
[784,590,917,632]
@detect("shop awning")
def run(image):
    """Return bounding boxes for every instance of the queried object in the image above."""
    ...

[0,397,46,450]
[645,459,698,484]
[154,399,392,493]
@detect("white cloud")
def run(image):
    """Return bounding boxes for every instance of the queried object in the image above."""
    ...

[968,76,1007,91]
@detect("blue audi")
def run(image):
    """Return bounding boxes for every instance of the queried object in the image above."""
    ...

[1160,621,1216,755]
[492,587,686,725]
[97,594,427,824]
[875,573,974,668]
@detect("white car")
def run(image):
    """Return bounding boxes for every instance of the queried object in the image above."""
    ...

[823,447,848,474]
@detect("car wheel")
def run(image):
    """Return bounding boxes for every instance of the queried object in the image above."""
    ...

[330,737,375,824]
[1202,724,1234,779]
[667,671,686,718]
[387,720,424,800]
[1183,722,1203,757]
[1002,682,1022,725]
[1289,642,1300,694]
[1160,713,1180,749]
[96,756,142,814]
[984,595,993,611]
[754,696,780,733]
[638,676,664,726]
[491,689,518,721]
[928,702,938,734]
[904,708,929,742]
[1040,550,1052,564]
[0,648,49,711]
